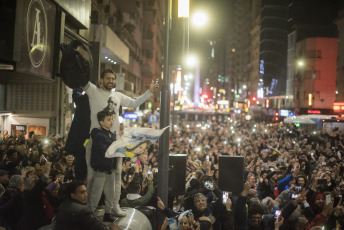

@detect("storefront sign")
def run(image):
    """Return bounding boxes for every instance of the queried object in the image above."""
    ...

[123,113,138,120]
[279,109,289,117]
[17,0,56,78]
[27,0,48,68]
[308,110,321,114]
[11,124,27,136]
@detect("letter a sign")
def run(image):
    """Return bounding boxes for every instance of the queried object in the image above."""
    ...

[26,0,47,68]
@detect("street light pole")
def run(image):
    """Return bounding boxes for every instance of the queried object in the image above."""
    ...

[158,0,171,215]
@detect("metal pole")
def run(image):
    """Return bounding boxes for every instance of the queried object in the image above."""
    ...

[172,75,175,135]
[311,66,315,109]
[158,0,171,216]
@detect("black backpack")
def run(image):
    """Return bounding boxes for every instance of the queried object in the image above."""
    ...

[59,40,93,89]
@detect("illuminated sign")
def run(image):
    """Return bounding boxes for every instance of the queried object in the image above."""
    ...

[123,113,138,120]
[308,93,312,106]
[307,110,321,114]
[257,88,264,99]
[217,100,229,105]
[280,110,289,117]
[333,102,344,111]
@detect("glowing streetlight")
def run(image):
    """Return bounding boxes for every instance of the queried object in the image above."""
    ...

[178,0,189,18]
[297,60,304,67]
[186,55,197,67]
[192,11,207,27]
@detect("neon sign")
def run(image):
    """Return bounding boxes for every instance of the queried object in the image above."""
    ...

[307,110,321,114]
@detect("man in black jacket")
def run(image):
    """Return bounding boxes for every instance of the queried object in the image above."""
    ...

[55,180,118,230]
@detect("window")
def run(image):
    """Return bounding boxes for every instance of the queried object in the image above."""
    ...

[305,50,321,58]
[91,10,99,24]
[305,70,320,79]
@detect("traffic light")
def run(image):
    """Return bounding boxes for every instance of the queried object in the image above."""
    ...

[274,112,279,121]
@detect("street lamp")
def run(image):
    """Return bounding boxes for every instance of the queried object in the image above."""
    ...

[297,60,315,108]
[178,0,189,18]
[178,0,190,57]
[185,55,197,67]
[191,11,208,27]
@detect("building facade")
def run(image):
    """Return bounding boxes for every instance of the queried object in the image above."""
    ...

[0,0,163,137]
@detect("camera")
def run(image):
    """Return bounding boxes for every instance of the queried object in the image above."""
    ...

[294,186,302,192]
[206,155,210,162]
[41,156,47,164]
[130,163,134,167]
[326,195,331,205]
[275,210,281,219]
[291,194,298,199]
[204,181,213,189]
[154,79,159,88]
[222,191,229,204]
[148,169,152,175]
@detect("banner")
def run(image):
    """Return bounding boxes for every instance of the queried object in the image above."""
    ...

[105,126,169,158]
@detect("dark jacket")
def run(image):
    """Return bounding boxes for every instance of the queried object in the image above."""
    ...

[55,198,111,230]
[234,195,275,230]
[0,188,22,230]
[65,90,90,180]
[90,128,117,171]
[19,176,50,230]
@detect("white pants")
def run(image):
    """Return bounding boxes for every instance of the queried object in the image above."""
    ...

[86,137,123,211]
[88,171,116,213]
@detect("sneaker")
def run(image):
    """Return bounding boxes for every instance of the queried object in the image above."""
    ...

[103,213,116,222]
[112,205,126,217]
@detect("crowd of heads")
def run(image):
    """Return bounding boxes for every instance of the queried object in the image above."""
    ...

[0,117,344,229]
[0,130,75,229]
[161,119,344,230]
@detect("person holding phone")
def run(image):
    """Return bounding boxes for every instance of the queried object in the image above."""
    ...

[79,69,159,217]
[119,172,154,208]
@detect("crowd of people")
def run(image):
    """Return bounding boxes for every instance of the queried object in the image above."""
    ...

[0,117,344,230]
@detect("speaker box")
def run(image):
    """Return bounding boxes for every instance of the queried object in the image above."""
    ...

[218,156,244,195]
[168,154,187,196]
